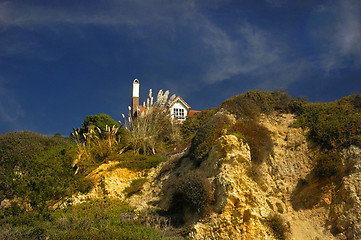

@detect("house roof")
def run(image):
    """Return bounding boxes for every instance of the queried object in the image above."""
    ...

[188,110,200,117]
[168,96,191,110]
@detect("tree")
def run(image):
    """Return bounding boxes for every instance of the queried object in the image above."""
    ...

[75,113,121,139]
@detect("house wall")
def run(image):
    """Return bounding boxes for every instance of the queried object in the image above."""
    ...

[170,102,189,120]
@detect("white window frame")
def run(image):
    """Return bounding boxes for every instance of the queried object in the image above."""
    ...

[173,108,185,119]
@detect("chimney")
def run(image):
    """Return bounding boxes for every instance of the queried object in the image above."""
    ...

[132,79,140,116]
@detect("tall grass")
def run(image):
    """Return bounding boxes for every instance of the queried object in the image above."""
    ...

[72,125,125,174]
[123,89,181,155]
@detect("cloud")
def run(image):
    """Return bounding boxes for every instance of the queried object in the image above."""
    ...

[198,17,305,88]
[312,0,361,72]
[0,79,24,131]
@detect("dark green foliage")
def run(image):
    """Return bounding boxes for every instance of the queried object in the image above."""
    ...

[180,108,220,145]
[220,90,296,120]
[0,131,68,201]
[169,171,212,227]
[229,120,273,162]
[0,198,177,240]
[76,113,123,139]
[15,144,93,213]
[266,214,287,240]
[115,153,166,171]
[314,151,341,178]
[123,178,148,198]
[189,112,233,165]
[294,99,361,150]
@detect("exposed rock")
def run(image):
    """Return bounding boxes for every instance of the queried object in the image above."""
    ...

[330,145,361,239]
[70,161,144,205]
[80,113,360,240]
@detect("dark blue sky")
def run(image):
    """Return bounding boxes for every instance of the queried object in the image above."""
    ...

[0,0,360,136]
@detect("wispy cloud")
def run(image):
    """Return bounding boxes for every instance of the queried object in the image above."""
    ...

[312,0,361,72]
[197,16,306,88]
[0,79,24,131]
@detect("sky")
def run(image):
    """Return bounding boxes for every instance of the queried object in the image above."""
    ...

[0,0,360,136]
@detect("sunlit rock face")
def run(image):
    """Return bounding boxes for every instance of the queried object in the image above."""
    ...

[80,113,360,240]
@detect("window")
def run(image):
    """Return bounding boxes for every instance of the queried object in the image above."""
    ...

[173,108,185,119]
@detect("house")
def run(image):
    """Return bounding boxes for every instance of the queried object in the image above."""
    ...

[131,79,198,122]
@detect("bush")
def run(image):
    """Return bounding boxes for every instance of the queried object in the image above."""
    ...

[15,144,92,213]
[220,90,297,120]
[229,120,273,162]
[0,131,69,201]
[266,214,287,240]
[188,112,233,165]
[180,107,220,145]
[75,113,122,139]
[1,198,177,240]
[72,125,125,174]
[123,178,148,198]
[168,171,212,227]
[115,153,166,171]
[314,151,341,178]
[294,100,361,150]
[125,108,180,155]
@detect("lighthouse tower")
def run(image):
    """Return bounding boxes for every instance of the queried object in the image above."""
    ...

[132,79,140,116]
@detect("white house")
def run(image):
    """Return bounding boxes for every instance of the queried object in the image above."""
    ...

[131,79,198,121]
[168,96,191,121]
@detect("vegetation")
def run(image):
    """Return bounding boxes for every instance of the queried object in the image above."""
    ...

[293,95,361,178]
[115,153,166,171]
[123,178,148,198]
[123,89,181,155]
[180,107,220,145]
[1,91,361,238]
[266,214,288,240]
[168,171,212,227]
[220,89,297,119]
[72,125,125,174]
[314,151,341,178]
[228,119,273,162]
[188,111,233,165]
[294,99,361,150]
[0,197,177,240]
[75,113,122,139]
[0,131,70,201]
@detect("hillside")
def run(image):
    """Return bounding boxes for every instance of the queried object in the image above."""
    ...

[1,91,361,239]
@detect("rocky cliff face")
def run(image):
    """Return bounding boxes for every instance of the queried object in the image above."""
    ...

[81,113,361,239]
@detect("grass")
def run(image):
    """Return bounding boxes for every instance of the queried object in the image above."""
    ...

[188,111,233,165]
[115,153,166,171]
[0,197,180,240]
[123,178,148,198]
[228,119,273,163]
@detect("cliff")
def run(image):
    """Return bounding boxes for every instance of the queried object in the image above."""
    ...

[123,112,361,239]
[71,110,361,239]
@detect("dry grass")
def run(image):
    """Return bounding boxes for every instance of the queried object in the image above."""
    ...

[72,125,124,174]
[123,89,181,155]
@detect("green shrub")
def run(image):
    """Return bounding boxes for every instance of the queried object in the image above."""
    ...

[75,113,122,139]
[0,131,69,201]
[229,120,273,162]
[15,144,91,213]
[266,214,287,240]
[180,107,220,145]
[189,112,233,165]
[314,151,341,178]
[294,100,361,149]
[220,90,296,120]
[123,178,148,198]
[1,198,177,240]
[168,171,212,227]
[116,153,166,171]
